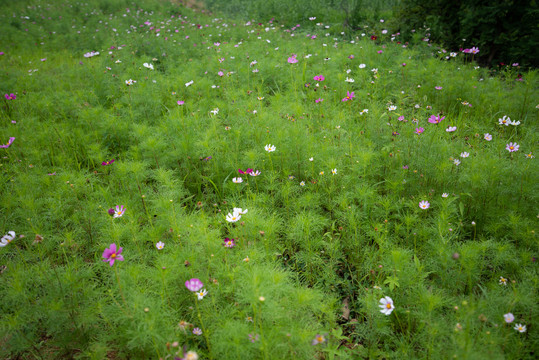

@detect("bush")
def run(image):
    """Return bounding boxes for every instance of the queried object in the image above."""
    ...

[395,0,539,68]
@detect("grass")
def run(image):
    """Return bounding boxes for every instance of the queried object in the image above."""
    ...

[0,0,537,359]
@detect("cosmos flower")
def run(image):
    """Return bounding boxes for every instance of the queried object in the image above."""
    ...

[143,62,154,70]
[101,159,115,166]
[185,278,204,292]
[113,205,125,218]
[419,201,430,209]
[446,126,457,132]
[484,133,492,141]
[428,115,445,124]
[331,168,337,175]
[102,243,124,266]
[193,328,202,336]
[196,289,208,300]
[311,334,327,345]
[249,170,261,176]
[265,144,276,152]
[342,91,355,102]
[506,142,519,152]
[379,296,395,315]
[0,137,15,148]
[498,116,510,126]
[514,324,526,333]
[232,177,244,183]
[233,208,248,215]
[287,55,298,64]
[125,79,136,86]
[499,276,508,286]
[156,241,165,250]
[460,152,470,158]
[226,211,241,222]
[223,238,236,248]
[415,127,425,135]
[504,313,514,323]
[0,231,16,247]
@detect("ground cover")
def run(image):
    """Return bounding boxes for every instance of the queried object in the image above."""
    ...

[0,0,537,359]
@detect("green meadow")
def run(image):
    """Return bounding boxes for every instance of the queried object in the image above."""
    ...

[0,0,537,359]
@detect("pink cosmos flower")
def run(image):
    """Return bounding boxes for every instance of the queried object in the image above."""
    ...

[177,100,185,105]
[415,127,425,135]
[435,86,442,90]
[218,71,224,77]
[102,243,124,266]
[470,47,480,54]
[287,55,298,64]
[315,98,323,103]
[419,200,430,209]
[428,115,445,124]
[185,278,204,292]
[313,75,325,81]
[4,93,16,100]
[398,116,405,121]
[506,142,519,152]
[484,133,492,141]
[223,237,236,248]
[102,159,115,166]
[0,137,15,148]
[341,91,355,102]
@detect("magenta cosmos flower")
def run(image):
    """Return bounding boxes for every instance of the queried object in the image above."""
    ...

[313,75,325,81]
[4,93,16,100]
[177,100,185,105]
[185,278,204,292]
[102,159,115,166]
[419,200,430,209]
[415,127,425,135]
[223,237,236,248]
[102,243,124,266]
[342,91,355,102]
[0,137,15,148]
[287,55,298,64]
[506,142,519,152]
[428,115,445,124]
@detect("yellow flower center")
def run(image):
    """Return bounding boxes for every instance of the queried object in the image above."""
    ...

[317,336,324,342]
[510,146,514,150]
[386,303,392,309]
[111,253,116,258]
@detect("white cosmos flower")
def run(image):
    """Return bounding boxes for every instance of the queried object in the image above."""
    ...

[514,323,526,333]
[331,168,337,175]
[379,296,395,315]
[0,231,16,247]
[143,62,154,70]
[249,170,261,176]
[359,64,366,68]
[265,144,276,152]
[233,208,248,215]
[185,80,194,87]
[226,211,241,222]
[388,105,397,111]
[345,77,355,83]
[232,177,243,183]
[196,289,208,300]
[156,241,165,250]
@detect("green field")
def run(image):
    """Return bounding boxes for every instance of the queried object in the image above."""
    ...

[0,0,537,359]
